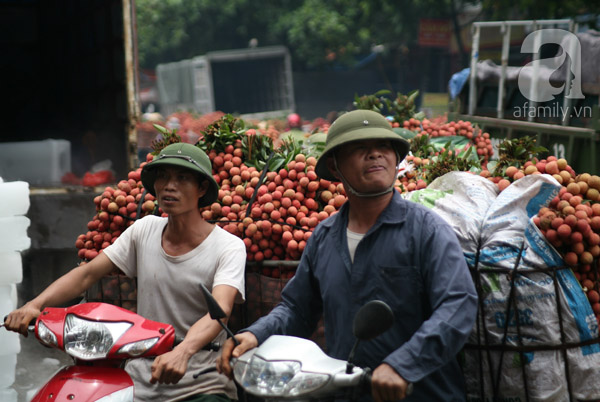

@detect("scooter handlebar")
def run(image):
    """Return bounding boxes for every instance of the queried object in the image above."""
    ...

[2,316,36,332]
[203,342,221,352]
[3,313,222,349]
[3,315,221,351]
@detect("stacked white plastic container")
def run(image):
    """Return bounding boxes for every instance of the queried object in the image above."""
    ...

[0,178,30,401]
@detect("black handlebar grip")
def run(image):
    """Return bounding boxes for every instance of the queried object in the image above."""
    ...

[173,335,184,347]
[203,341,221,352]
[360,369,372,395]
[2,316,35,330]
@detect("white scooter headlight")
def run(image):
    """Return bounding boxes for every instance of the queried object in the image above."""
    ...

[64,314,132,360]
[235,355,330,397]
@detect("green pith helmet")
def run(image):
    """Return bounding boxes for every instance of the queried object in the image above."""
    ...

[141,143,218,208]
[315,110,410,181]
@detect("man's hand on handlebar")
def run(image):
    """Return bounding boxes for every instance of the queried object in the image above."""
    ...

[216,332,258,378]
[371,363,411,401]
[150,348,190,385]
[3,303,42,337]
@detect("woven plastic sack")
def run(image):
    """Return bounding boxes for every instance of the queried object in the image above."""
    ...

[403,172,600,401]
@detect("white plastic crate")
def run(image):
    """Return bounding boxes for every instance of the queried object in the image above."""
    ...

[0,139,71,186]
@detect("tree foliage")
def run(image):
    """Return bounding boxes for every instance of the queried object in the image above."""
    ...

[480,0,600,23]
[135,0,285,68]
[135,0,459,70]
[134,0,599,70]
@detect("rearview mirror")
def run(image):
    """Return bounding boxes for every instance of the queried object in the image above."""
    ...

[353,300,394,340]
[346,300,394,374]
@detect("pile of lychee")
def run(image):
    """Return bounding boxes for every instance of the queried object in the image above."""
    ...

[532,161,600,321]
[403,118,494,164]
[75,163,157,262]
[201,143,346,273]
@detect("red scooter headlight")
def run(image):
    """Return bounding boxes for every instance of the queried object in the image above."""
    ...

[64,314,132,360]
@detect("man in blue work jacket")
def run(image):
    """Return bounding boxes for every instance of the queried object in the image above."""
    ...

[218,109,478,401]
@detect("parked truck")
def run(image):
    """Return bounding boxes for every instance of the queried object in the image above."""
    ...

[156,46,295,120]
[450,19,600,174]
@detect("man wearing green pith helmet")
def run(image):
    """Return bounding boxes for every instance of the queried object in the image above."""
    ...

[6,143,246,402]
[218,110,478,401]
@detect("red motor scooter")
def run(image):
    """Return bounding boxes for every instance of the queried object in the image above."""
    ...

[5,302,219,402]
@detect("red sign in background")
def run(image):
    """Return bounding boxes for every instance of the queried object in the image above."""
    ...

[418,18,452,47]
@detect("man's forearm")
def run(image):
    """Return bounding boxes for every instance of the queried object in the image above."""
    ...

[179,315,227,357]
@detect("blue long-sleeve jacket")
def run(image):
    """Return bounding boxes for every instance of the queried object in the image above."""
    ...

[247,191,478,401]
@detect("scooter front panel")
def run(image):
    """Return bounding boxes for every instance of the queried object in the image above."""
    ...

[30,365,134,401]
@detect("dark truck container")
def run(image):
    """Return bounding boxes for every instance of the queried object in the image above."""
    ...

[0,0,140,181]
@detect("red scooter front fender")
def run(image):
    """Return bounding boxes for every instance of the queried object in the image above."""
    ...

[30,366,134,402]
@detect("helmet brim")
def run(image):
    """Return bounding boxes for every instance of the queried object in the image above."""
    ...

[141,155,218,208]
[315,128,410,181]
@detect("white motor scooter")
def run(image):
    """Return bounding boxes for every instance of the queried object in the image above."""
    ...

[199,284,413,400]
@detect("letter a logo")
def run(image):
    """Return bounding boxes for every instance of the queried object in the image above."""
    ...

[518,29,584,102]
